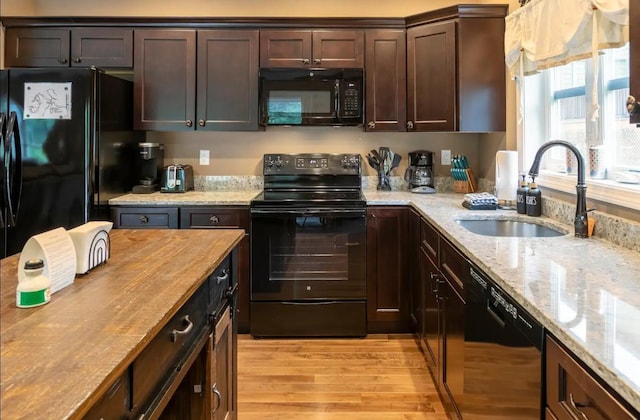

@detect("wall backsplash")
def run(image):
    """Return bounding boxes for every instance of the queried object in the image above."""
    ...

[147,127,485,180]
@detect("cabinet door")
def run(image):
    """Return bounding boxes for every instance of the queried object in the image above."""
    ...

[197,30,259,131]
[210,307,233,420]
[407,209,421,333]
[366,206,409,333]
[407,21,456,131]
[70,28,133,68]
[312,30,364,68]
[442,278,465,418]
[365,29,407,132]
[546,336,638,420]
[134,30,196,131]
[631,0,640,125]
[259,30,312,68]
[4,28,70,67]
[420,246,441,370]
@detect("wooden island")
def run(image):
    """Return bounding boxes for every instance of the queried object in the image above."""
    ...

[0,228,243,419]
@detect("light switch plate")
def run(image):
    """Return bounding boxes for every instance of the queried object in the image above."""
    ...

[199,150,210,166]
[441,149,451,166]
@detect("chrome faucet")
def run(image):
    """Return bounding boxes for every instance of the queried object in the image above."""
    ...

[528,140,588,238]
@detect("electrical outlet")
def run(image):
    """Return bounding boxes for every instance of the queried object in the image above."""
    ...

[199,150,210,166]
[441,150,451,166]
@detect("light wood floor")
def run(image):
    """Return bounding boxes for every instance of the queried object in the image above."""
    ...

[237,334,447,419]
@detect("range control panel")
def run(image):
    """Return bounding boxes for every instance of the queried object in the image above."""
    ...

[263,153,361,175]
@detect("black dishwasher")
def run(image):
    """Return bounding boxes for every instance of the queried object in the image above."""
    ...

[463,265,544,419]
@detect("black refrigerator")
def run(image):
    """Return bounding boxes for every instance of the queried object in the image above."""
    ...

[0,68,143,258]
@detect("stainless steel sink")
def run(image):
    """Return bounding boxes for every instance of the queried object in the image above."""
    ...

[456,219,565,237]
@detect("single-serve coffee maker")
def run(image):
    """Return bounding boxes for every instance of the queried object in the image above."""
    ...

[404,150,435,193]
[132,142,164,194]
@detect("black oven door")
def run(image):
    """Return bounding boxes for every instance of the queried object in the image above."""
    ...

[251,208,366,301]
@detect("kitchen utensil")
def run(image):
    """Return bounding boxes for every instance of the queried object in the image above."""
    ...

[366,154,379,171]
[390,153,401,171]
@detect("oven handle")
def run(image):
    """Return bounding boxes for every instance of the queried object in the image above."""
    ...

[251,208,366,216]
[282,301,341,306]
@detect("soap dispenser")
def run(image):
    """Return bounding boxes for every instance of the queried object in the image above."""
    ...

[526,177,542,217]
[516,174,529,214]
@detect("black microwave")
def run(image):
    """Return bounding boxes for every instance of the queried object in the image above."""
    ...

[259,68,363,126]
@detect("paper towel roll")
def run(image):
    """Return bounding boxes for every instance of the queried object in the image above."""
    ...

[495,151,519,202]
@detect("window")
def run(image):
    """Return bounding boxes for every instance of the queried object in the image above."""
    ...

[521,43,640,209]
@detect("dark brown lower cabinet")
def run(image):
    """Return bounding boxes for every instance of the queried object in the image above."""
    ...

[441,278,465,418]
[366,206,409,333]
[546,335,639,420]
[408,208,422,332]
[209,307,235,420]
[419,246,441,369]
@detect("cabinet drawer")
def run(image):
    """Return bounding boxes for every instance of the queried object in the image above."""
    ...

[132,282,209,413]
[180,207,249,229]
[439,236,468,295]
[420,217,438,264]
[546,335,637,420]
[112,207,179,229]
[209,255,232,315]
[83,371,130,419]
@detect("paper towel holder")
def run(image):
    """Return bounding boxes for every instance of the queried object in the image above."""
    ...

[495,150,519,209]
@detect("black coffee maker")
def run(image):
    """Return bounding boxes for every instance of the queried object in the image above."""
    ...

[404,150,435,193]
[132,142,164,194]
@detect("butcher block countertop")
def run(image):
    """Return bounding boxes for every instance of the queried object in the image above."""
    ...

[0,228,243,419]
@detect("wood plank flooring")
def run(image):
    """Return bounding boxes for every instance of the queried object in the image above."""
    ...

[237,334,447,419]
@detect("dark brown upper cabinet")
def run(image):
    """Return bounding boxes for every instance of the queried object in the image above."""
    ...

[4,27,133,68]
[134,29,258,131]
[630,0,639,125]
[364,29,407,132]
[260,30,364,68]
[406,5,507,132]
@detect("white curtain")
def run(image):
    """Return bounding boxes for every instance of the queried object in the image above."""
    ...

[505,0,629,121]
[505,0,629,76]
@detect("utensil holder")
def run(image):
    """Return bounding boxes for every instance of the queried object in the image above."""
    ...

[377,172,391,191]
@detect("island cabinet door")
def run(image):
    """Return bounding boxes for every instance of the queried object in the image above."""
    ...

[82,371,131,419]
[208,306,234,420]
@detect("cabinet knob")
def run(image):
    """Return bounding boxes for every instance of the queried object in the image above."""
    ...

[210,215,220,224]
[302,58,310,64]
[627,95,640,115]
[199,119,205,127]
[313,58,321,64]
[407,121,414,130]
[72,57,82,63]
[367,121,376,129]
[58,58,68,64]
[186,119,193,127]
[139,215,149,224]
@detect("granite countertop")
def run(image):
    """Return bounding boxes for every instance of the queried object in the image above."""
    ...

[109,190,262,206]
[0,229,244,419]
[109,189,640,410]
[365,190,640,412]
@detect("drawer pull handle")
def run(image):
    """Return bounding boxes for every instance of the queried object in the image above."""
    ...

[211,385,222,414]
[216,269,229,285]
[170,315,193,342]
[568,393,590,420]
[139,215,149,224]
[210,215,220,224]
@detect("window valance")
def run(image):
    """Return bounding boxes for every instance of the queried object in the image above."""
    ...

[505,0,629,77]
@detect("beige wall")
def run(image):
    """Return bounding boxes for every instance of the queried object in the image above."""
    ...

[1,0,521,180]
[149,129,481,178]
[5,0,507,17]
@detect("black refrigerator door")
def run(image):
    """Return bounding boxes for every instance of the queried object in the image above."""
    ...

[5,68,92,257]
[1,70,7,257]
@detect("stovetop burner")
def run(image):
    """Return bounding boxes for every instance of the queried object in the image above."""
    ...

[252,153,364,208]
